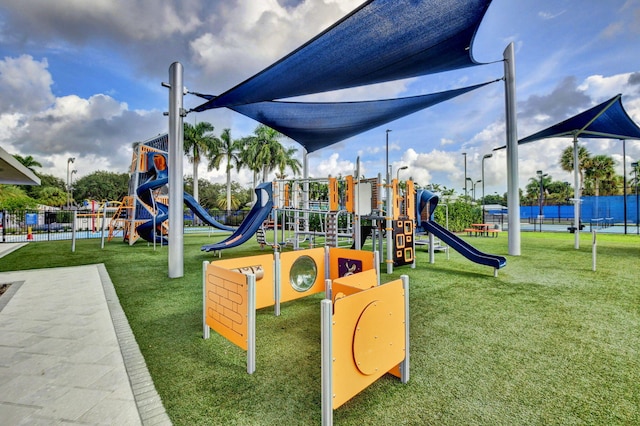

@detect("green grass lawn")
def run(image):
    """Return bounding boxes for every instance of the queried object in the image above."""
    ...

[1,231,639,425]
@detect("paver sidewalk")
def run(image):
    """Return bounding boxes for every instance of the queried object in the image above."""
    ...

[0,262,171,425]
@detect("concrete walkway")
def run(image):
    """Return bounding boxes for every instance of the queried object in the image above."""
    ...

[0,245,171,425]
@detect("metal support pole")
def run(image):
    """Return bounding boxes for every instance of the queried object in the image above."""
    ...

[503,42,520,255]
[572,135,581,249]
[400,275,410,384]
[321,299,333,426]
[247,274,256,374]
[622,140,627,234]
[168,62,184,278]
[202,261,210,339]
[71,210,77,252]
[100,203,107,249]
[386,165,393,274]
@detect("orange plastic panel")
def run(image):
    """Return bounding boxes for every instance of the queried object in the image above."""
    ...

[331,279,406,409]
[332,269,377,291]
[345,175,354,213]
[205,264,249,350]
[329,177,338,211]
[212,254,275,309]
[406,180,415,221]
[393,179,400,219]
[328,247,375,280]
[279,248,325,303]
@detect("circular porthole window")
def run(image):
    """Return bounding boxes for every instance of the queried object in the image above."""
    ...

[290,255,317,292]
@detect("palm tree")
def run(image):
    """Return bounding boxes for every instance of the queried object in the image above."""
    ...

[559,144,591,198]
[239,136,263,204]
[184,122,218,203]
[13,154,42,173]
[526,174,552,206]
[585,154,615,198]
[630,162,640,190]
[253,125,285,182]
[274,146,302,179]
[207,128,243,212]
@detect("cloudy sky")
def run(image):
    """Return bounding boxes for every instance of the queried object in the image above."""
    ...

[1,0,639,198]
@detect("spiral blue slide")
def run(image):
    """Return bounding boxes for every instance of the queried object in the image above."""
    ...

[416,189,506,270]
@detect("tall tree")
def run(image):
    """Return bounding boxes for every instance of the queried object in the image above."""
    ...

[239,136,262,204]
[253,125,285,182]
[525,174,553,206]
[585,154,616,197]
[207,128,243,212]
[13,154,42,173]
[559,145,591,198]
[630,162,640,190]
[184,121,218,203]
[274,146,302,179]
[73,171,129,202]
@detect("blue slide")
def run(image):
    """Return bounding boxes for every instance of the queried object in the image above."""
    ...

[136,176,169,243]
[184,192,235,232]
[135,175,235,244]
[416,189,506,270]
[201,182,273,252]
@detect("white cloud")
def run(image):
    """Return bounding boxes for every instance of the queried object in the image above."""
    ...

[310,152,355,178]
[578,73,634,101]
[0,55,55,113]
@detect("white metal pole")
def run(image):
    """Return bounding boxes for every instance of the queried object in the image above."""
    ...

[247,274,256,374]
[202,261,210,339]
[591,230,597,271]
[573,135,581,249]
[100,203,107,249]
[168,62,184,278]
[71,210,77,252]
[321,299,333,426]
[503,42,521,256]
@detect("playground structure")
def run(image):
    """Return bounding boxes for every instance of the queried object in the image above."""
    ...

[114,133,504,275]
[202,247,408,425]
[203,168,504,275]
[203,170,418,273]
[416,189,506,276]
[109,134,233,245]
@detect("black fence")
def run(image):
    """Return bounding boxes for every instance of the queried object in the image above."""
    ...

[1,209,250,243]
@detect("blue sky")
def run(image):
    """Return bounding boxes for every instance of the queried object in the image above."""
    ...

[1,0,639,198]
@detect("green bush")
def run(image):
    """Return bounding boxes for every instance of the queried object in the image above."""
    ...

[433,200,482,232]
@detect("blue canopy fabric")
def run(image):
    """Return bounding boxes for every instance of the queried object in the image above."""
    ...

[518,94,640,144]
[223,80,497,153]
[192,0,493,111]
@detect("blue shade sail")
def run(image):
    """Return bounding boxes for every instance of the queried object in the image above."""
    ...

[225,80,497,153]
[193,0,493,111]
[519,94,640,144]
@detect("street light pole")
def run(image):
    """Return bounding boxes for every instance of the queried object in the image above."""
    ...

[472,179,481,202]
[481,153,493,223]
[70,170,77,207]
[66,157,75,209]
[462,152,468,199]
[396,165,408,181]
[385,129,392,274]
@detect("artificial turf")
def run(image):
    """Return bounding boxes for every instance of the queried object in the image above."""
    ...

[0,231,638,425]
